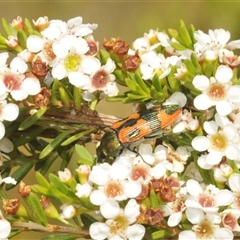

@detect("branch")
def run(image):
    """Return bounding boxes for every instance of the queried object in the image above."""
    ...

[12,221,89,236]
[42,106,122,128]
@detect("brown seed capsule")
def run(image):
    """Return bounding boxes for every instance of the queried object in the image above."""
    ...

[32,56,49,79]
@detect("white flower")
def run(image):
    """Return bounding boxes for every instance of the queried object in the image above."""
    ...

[228,173,240,209]
[194,28,231,59]
[0,175,17,185]
[89,161,141,204]
[192,120,240,169]
[185,179,233,213]
[75,182,92,198]
[59,204,77,219]
[139,51,180,80]
[138,142,190,174]
[0,101,19,140]
[58,168,72,182]
[90,199,145,240]
[221,209,240,231]
[27,35,44,53]
[51,35,90,80]
[179,208,234,240]
[0,56,40,101]
[164,92,187,108]
[161,187,187,227]
[0,211,11,239]
[0,137,14,161]
[75,57,118,100]
[193,65,240,116]
[173,109,199,133]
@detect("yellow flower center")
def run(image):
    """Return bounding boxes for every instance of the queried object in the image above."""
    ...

[207,83,226,101]
[109,215,128,235]
[105,180,123,198]
[64,54,81,72]
[195,220,214,239]
[210,133,228,151]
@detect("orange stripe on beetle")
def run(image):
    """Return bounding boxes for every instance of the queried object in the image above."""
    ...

[111,112,140,130]
[117,118,153,144]
[157,108,182,129]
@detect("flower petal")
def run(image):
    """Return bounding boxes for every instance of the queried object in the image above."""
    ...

[126,224,145,240]
[192,75,210,91]
[89,222,110,240]
[194,94,212,110]
[228,173,240,192]
[191,136,210,151]
[216,100,232,116]
[100,199,120,219]
[0,218,11,239]
[2,103,19,121]
[215,190,234,206]
[168,211,182,227]
[215,65,233,84]
[186,208,204,224]
[186,179,203,196]
[21,78,41,95]
[227,85,240,103]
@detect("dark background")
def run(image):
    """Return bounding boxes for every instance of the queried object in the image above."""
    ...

[2,1,240,239]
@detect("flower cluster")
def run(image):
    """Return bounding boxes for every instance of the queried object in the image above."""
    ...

[2,16,240,240]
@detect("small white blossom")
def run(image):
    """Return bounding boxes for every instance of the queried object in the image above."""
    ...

[90,199,144,240]
[185,179,233,213]
[193,65,240,116]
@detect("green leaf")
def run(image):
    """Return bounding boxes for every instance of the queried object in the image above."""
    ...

[17,30,28,48]
[39,131,71,159]
[38,152,59,175]
[167,66,182,92]
[61,129,94,146]
[41,234,78,240]
[106,94,126,102]
[125,78,137,91]
[80,213,98,229]
[188,24,196,44]
[18,107,48,131]
[99,49,110,64]
[170,41,187,51]
[51,79,62,106]
[48,174,77,200]
[24,18,35,35]
[0,33,8,45]
[148,229,173,240]
[31,185,50,196]
[179,20,193,49]
[134,73,150,93]
[27,192,48,226]
[152,74,162,92]
[0,187,8,200]
[73,86,82,110]
[6,161,34,190]
[226,158,239,173]
[14,127,44,147]
[75,144,94,166]
[149,190,159,208]
[35,172,50,189]
[59,147,73,170]
[49,184,74,204]
[58,86,71,107]
[1,17,16,36]
[168,28,178,39]
[150,88,165,103]
[193,153,216,185]
[8,229,22,239]
[79,197,97,210]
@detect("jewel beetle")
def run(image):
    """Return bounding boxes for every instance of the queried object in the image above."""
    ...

[97,104,181,163]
